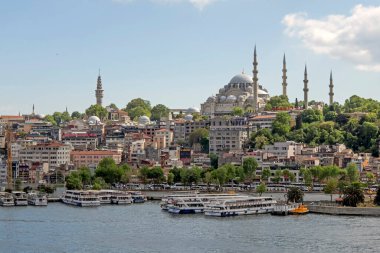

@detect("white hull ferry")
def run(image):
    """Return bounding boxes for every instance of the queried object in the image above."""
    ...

[160,193,198,211]
[61,190,100,207]
[27,192,48,206]
[0,192,15,207]
[110,191,133,205]
[204,197,277,217]
[167,193,241,214]
[96,190,113,204]
[12,191,28,206]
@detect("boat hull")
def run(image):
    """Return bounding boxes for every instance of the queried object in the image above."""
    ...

[205,208,274,217]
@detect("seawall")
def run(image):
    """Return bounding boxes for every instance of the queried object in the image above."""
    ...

[308,204,380,216]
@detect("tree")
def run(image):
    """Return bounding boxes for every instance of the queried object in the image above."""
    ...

[44,115,57,125]
[343,183,364,207]
[147,166,165,183]
[85,104,108,119]
[93,177,107,190]
[300,168,313,188]
[15,179,22,191]
[261,168,271,182]
[346,163,359,183]
[71,111,82,119]
[78,167,91,187]
[129,106,151,120]
[125,98,151,112]
[242,157,258,180]
[139,166,150,184]
[169,167,182,183]
[287,187,304,203]
[95,158,124,184]
[301,109,323,123]
[209,153,218,170]
[324,111,338,122]
[256,183,266,196]
[167,173,174,185]
[272,170,282,183]
[265,95,291,110]
[272,112,291,136]
[366,172,375,186]
[324,178,338,202]
[66,171,83,190]
[232,107,244,116]
[189,128,209,153]
[108,103,119,110]
[151,104,170,121]
[61,111,71,123]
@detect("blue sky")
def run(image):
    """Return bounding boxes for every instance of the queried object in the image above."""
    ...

[1,0,379,115]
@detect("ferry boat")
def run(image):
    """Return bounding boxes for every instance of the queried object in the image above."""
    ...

[167,193,241,214]
[12,191,28,206]
[61,190,100,207]
[96,190,113,204]
[128,191,147,203]
[110,191,133,205]
[160,193,198,211]
[27,192,48,206]
[0,192,15,207]
[204,197,277,217]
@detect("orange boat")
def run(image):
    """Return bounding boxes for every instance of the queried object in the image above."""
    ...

[289,204,309,215]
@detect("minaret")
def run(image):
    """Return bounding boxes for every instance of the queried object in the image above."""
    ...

[282,54,288,97]
[303,65,309,110]
[95,70,104,106]
[32,104,35,115]
[252,45,259,111]
[329,71,334,106]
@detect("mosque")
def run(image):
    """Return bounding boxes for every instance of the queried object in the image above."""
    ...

[201,46,274,116]
[200,46,335,117]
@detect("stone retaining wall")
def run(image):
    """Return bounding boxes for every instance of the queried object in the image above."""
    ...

[309,205,380,216]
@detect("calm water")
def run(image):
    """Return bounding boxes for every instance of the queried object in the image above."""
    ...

[1,202,379,253]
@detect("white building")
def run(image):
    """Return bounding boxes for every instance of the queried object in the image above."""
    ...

[264,141,302,160]
[19,142,72,169]
[209,117,254,154]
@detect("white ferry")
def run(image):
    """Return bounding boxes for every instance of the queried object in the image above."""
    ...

[0,192,15,206]
[61,190,100,207]
[12,191,28,206]
[110,191,133,205]
[160,193,198,211]
[96,190,113,204]
[204,197,277,217]
[167,193,241,214]
[27,192,48,206]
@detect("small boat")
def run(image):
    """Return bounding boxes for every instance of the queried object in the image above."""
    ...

[27,192,48,206]
[128,191,147,203]
[0,192,15,207]
[289,204,309,215]
[12,191,28,206]
[271,204,297,216]
[61,190,100,207]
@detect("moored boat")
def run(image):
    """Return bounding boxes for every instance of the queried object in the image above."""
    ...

[289,204,309,215]
[12,191,28,206]
[204,197,277,217]
[110,191,133,205]
[61,190,100,207]
[27,192,48,206]
[128,191,147,203]
[0,192,15,207]
[167,193,242,214]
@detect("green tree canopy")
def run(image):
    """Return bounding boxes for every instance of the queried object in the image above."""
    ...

[151,104,170,121]
[85,104,108,119]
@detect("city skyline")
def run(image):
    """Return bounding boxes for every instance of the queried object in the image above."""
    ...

[1,0,379,115]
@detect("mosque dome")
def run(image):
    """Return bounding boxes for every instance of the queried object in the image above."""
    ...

[229,73,253,84]
[184,114,194,121]
[226,95,237,102]
[88,116,101,125]
[187,107,200,113]
[219,96,227,102]
[258,89,269,95]
[238,95,245,101]
[138,115,150,125]
[207,96,216,103]
[36,114,45,119]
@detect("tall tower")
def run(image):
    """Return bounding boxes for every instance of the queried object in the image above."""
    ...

[32,104,35,115]
[329,71,334,106]
[303,65,309,110]
[252,45,259,111]
[282,54,288,97]
[95,70,104,106]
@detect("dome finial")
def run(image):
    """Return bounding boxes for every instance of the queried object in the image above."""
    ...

[242,68,245,74]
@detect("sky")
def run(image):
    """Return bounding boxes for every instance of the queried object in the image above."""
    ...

[1,0,380,115]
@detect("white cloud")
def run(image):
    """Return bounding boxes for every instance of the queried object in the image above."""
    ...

[112,0,219,10]
[282,5,380,72]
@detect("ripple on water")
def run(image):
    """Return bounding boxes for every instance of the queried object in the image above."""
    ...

[1,203,380,253]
